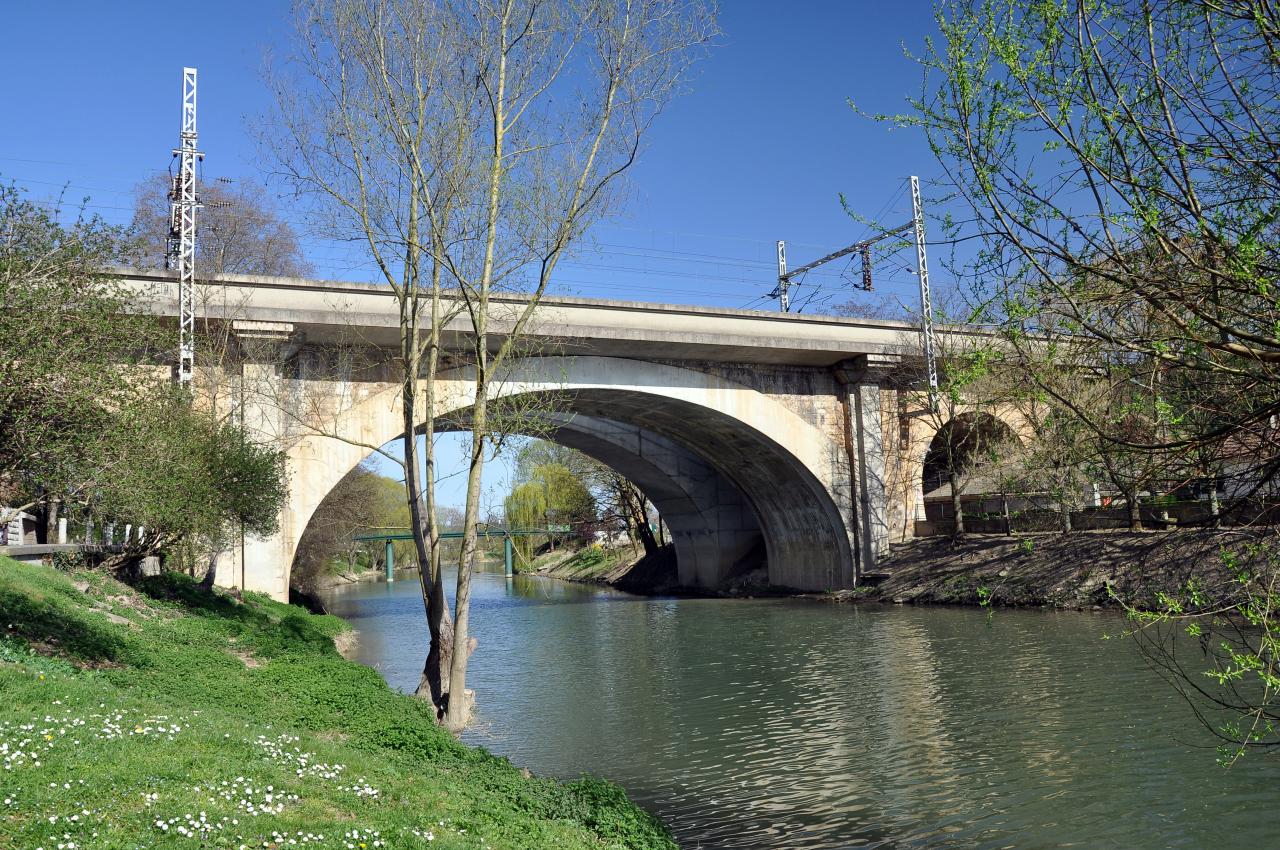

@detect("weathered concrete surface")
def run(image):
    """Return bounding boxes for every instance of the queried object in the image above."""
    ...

[118,269,975,366]
[266,356,856,597]
[122,270,1021,601]
[536,414,765,588]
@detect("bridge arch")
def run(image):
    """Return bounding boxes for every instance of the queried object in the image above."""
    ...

[891,399,1031,537]
[921,411,1021,496]
[268,356,856,597]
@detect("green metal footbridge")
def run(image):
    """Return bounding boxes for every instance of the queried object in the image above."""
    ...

[353,526,575,580]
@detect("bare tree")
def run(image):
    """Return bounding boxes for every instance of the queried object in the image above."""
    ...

[267,0,715,730]
[1003,360,1092,533]
[132,175,316,426]
[131,175,313,278]
[906,321,1018,536]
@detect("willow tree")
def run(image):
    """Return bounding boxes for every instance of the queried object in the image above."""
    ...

[896,0,1280,757]
[269,0,715,730]
[503,463,595,563]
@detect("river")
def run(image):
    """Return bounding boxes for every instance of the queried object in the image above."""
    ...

[324,569,1280,849]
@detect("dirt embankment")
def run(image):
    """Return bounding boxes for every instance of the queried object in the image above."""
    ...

[526,543,681,594]
[862,529,1269,609]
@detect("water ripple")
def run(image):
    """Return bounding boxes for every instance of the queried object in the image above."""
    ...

[326,574,1280,849]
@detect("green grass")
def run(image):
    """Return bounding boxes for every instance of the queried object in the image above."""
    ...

[533,544,634,581]
[0,556,675,849]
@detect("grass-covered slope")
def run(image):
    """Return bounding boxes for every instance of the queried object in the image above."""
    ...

[0,556,675,849]
[523,544,679,594]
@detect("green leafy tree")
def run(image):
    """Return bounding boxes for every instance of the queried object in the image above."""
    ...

[892,0,1280,756]
[504,462,596,563]
[0,179,288,578]
[95,389,287,568]
[0,182,155,526]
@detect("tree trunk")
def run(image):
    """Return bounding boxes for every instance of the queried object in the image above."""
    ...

[1002,494,1012,536]
[636,515,659,557]
[622,484,657,555]
[1127,489,1143,531]
[1059,503,1072,534]
[200,551,219,589]
[38,496,58,545]
[444,388,487,733]
[1209,480,1221,528]
[949,469,965,536]
[395,226,454,718]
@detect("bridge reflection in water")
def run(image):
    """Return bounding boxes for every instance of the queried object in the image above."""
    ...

[325,571,1280,850]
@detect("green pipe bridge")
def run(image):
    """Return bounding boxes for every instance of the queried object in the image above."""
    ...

[353,526,575,580]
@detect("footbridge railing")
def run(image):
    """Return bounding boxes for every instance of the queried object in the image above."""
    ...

[353,526,576,580]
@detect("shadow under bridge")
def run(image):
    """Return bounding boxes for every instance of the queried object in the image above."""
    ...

[440,387,853,591]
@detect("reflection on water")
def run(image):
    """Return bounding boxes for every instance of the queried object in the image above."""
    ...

[325,572,1280,849]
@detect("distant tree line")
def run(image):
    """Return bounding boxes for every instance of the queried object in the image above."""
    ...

[293,461,468,593]
[503,440,665,566]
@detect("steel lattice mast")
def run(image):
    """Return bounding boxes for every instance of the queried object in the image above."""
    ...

[910,175,939,411]
[167,67,201,385]
[770,176,940,410]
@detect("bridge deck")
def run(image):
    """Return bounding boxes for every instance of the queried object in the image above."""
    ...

[115,268,970,367]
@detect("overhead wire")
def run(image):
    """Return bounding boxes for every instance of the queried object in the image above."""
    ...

[3,165,954,313]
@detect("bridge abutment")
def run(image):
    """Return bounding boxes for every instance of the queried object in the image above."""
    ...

[219,321,301,600]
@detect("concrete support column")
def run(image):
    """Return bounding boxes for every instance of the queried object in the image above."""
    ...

[226,320,299,601]
[57,517,67,545]
[854,384,889,565]
[836,355,898,575]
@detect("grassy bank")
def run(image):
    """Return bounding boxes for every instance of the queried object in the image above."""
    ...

[523,544,631,582]
[0,556,675,849]
[521,544,679,594]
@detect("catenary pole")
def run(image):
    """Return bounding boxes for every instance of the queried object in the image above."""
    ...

[167,67,202,385]
[910,175,940,411]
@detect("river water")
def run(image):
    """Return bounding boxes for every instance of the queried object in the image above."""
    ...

[324,570,1280,849]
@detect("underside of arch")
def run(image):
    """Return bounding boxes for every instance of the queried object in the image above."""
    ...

[507,412,765,588]
[444,387,852,590]
[280,355,857,596]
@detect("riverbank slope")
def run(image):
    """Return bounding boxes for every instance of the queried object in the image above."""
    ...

[523,543,679,594]
[864,529,1263,608]
[529,529,1265,612]
[0,556,675,849]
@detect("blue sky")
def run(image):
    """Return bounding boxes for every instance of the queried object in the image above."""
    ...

[2,2,946,511]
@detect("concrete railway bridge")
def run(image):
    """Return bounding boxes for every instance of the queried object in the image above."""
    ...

[125,270,1017,601]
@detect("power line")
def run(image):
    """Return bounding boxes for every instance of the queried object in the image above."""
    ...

[773,221,913,312]
[1,164,951,315]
